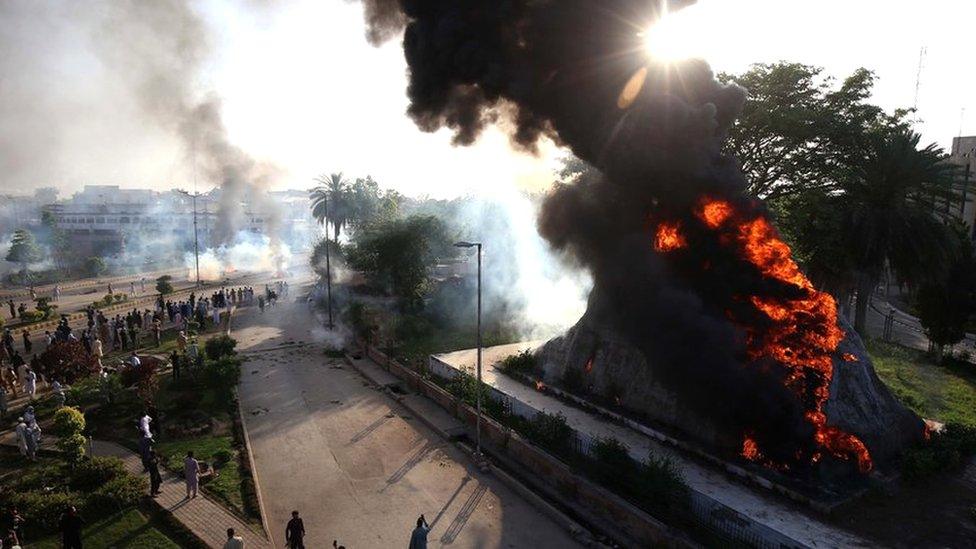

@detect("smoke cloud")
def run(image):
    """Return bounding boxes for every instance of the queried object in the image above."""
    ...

[356,0,844,465]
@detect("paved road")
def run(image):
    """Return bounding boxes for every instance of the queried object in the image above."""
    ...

[234,301,581,549]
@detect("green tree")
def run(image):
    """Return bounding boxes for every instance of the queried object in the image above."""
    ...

[346,215,454,311]
[310,172,351,243]
[84,256,107,278]
[720,62,907,199]
[916,223,976,356]
[155,275,174,295]
[837,129,958,333]
[5,229,43,276]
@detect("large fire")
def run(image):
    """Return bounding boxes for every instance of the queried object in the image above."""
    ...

[654,197,873,473]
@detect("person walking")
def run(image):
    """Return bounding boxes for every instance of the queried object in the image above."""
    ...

[409,514,431,549]
[147,450,162,497]
[152,318,162,347]
[223,527,245,549]
[23,368,36,401]
[6,299,14,319]
[184,451,200,498]
[285,511,305,549]
[170,350,181,381]
[59,505,84,549]
[21,330,31,355]
[14,417,28,458]
[93,337,103,372]
[24,421,40,461]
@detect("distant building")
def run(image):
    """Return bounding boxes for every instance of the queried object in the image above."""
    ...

[948,136,976,238]
[53,185,314,257]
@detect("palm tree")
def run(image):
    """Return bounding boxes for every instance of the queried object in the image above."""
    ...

[839,129,959,332]
[310,173,350,243]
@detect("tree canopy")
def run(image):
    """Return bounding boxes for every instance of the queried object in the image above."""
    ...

[345,215,454,311]
[5,229,43,270]
[719,62,908,199]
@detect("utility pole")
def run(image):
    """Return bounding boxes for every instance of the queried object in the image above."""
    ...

[324,196,334,329]
[912,46,927,125]
[454,240,483,458]
[176,189,202,287]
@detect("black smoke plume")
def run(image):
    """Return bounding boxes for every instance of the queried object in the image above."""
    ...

[358,0,833,466]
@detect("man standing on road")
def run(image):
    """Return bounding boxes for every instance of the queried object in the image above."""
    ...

[184,451,200,498]
[223,527,245,549]
[6,299,15,319]
[285,510,305,549]
[409,514,431,549]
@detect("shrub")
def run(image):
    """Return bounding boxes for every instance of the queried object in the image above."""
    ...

[903,423,976,480]
[37,340,97,384]
[212,449,234,465]
[156,275,174,295]
[205,334,238,360]
[500,349,537,376]
[526,411,575,456]
[35,296,57,319]
[203,356,242,395]
[17,309,44,323]
[84,256,107,278]
[54,406,87,464]
[53,406,86,437]
[6,491,82,534]
[70,456,126,492]
[85,474,147,513]
[588,436,638,493]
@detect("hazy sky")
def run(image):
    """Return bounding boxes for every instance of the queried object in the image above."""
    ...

[1,0,973,197]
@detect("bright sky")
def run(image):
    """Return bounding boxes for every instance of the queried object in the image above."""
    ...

[3,0,974,197]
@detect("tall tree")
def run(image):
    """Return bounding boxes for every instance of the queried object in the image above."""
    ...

[916,222,976,357]
[310,173,351,243]
[5,229,43,277]
[837,129,958,332]
[720,62,907,199]
[345,215,454,311]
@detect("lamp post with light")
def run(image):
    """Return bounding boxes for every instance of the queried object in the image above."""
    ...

[175,189,202,287]
[454,240,482,457]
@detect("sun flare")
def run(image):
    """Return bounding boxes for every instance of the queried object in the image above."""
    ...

[641,4,700,62]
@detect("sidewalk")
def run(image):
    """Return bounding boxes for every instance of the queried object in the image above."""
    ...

[91,439,272,549]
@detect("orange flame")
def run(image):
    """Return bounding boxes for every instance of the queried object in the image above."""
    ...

[696,198,873,473]
[585,357,594,373]
[654,221,686,252]
[698,199,734,228]
[842,353,859,362]
[741,435,760,460]
[535,380,546,391]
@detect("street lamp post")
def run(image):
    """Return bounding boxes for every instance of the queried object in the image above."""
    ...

[324,196,334,329]
[454,241,482,458]
[175,189,202,287]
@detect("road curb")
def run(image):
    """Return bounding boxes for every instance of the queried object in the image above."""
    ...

[235,391,274,546]
[343,351,602,548]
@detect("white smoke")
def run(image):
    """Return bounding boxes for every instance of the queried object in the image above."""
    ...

[187,231,291,282]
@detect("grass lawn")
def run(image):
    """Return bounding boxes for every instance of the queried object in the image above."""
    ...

[155,435,246,519]
[30,508,180,549]
[867,339,976,427]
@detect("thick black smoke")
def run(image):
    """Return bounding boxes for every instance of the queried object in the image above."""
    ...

[359,0,820,464]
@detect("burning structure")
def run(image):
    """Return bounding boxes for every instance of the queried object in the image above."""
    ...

[360,0,924,475]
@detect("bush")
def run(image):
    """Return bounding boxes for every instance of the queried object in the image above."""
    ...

[205,335,238,360]
[53,406,86,437]
[212,449,234,465]
[35,296,57,319]
[203,356,242,395]
[526,411,575,456]
[54,406,87,464]
[70,456,127,492]
[17,309,44,323]
[6,491,83,534]
[499,349,537,376]
[37,340,98,384]
[156,275,174,295]
[84,256,107,278]
[113,293,127,303]
[85,474,147,513]
[903,423,976,480]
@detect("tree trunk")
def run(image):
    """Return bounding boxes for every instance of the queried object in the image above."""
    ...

[853,275,875,335]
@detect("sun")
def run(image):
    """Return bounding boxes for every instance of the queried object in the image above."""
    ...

[641,4,699,62]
